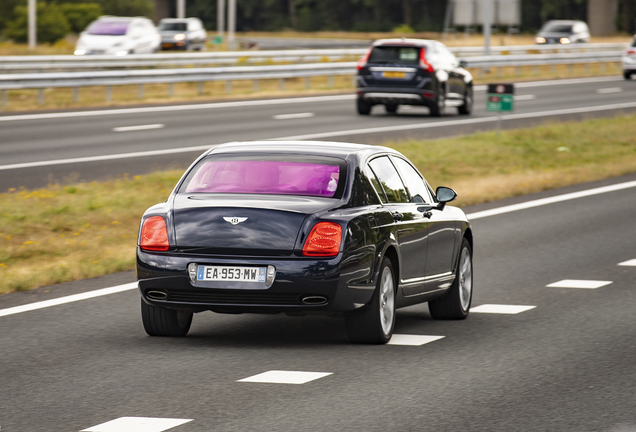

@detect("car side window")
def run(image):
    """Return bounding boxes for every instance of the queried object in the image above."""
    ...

[390,156,433,204]
[368,156,409,204]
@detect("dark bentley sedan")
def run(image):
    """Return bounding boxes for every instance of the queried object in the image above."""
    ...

[137,141,473,344]
[356,38,473,116]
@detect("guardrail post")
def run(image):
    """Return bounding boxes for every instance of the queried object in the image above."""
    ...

[305,77,310,89]
[497,67,502,77]
[253,79,259,92]
[1,90,6,107]
[585,63,590,74]
[73,87,79,102]
[328,75,334,87]
[551,64,556,74]
[168,83,174,97]
[198,82,204,95]
[568,64,573,74]
[601,62,606,73]
[38,89,44,104]
[138,84,144,99]
[226,80,232,94]
[279,78,285,90]
[533,65,538,75]
[515,66,520,76]
[106,86,112,102]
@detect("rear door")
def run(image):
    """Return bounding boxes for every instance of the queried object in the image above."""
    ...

[367,156,428,284]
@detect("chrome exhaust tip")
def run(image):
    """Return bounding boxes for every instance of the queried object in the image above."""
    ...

[147,290,168,300]
[301,295,328,305]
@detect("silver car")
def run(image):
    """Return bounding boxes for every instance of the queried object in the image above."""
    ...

[622,36,636,79]
[535,20,590,45]
[158,18,207,51]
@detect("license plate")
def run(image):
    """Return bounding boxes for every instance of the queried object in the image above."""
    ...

[383,71,406,78]
[197,265,266,283]
[162,43,174,48]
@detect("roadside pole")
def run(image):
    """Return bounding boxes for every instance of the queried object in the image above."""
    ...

[228,0,236,50]
[28,0,36,50]
[486,83,514,135]
[483,0,491,56]
[177,0,185,19]
[217,0,225,38]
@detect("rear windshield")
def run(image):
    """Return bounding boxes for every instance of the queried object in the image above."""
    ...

[540,23,573,33]
[368,46,421,65]
[86,20,130,36]
[181,159,342,198]
[159,22,187,31]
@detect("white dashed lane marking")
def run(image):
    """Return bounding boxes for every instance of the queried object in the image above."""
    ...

[514,94,536,101]
[596,87,622,94]
[273,112,314,120]
[113,124,165,132]
[471,304,536,314]
[82,417,192,432]
[546,280,613,289]
[238,370,332,384]
[387,334,445,346]
[618,259,636,266]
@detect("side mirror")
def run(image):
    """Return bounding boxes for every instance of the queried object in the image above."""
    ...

[435,186,457,209]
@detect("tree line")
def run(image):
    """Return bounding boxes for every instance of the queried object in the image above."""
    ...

[1,0,634,44]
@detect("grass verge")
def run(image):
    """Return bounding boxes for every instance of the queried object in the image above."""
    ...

[1,114,636,294]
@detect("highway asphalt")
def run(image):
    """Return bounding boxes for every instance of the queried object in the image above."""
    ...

[1,173,635,431]
[1,75,636,191]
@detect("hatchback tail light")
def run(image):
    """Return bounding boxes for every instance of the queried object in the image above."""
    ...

[140,216,169,251]
[628,49,636,55]
[302,222,342,257]
[356,49,371,70]
[420,47,435,72]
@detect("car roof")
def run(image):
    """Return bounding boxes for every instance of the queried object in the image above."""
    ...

[543,20,584,25]
[208,140,401,159]
[372,38,434,47]
[160,18,200,23]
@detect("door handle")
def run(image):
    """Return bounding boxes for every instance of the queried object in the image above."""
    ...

[392,211,403,221]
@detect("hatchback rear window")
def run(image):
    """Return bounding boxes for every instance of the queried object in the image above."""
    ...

[86,20,130,36]
[159,23,187,31]
[540,24,573,33]
[182,160,341,198]
[368,46,421,65]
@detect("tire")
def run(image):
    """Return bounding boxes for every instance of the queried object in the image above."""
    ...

[357,97,372,115]
[346,258,396,344]
[458,86,473,115]
[141,298,193,337]
[428,238,472,320]
[429,89,445,117]
[385,103,398,114]
[624,71,632,80]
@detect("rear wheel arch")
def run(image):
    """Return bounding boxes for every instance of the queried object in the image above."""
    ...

[382,245,400,287]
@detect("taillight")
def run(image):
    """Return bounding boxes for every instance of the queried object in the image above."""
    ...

[356,49,371,70]
[628,49,636,55]
[302,222,342,257]
[420,47,434,72]
[140,216,169,251]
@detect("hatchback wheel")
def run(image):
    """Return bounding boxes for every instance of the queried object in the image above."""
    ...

[346,258,396,344]
[624,71,632,80]
[141,299,193,337]
[458,86,473,115]
[357,97,372,115]
[429,238,472,319]
[385,103,398,114]
[430,91,445,117]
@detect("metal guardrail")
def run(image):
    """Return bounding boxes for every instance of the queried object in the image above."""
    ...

[0,50,625,106]
[0,43,627,73]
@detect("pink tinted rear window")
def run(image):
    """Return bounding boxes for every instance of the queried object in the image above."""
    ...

[184,160,340,198]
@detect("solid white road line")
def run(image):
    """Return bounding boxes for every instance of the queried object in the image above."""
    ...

[471,304,536,314]
[618,259,636,266]
[515,95,536,101]
[597,87,622,94]
[273,112,314,120]
[238,371,333,384]
[0,282,137,318]
[82,417,192,432]
[546,280,613,289]
[466,180,636,220]
[113,123,165,132]
[387,334,445,346]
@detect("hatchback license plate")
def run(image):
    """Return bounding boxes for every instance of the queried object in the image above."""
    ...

[383,71,406,78]
[197,265,266,283]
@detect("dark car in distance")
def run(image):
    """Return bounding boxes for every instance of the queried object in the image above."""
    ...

[137,141,473,344]
[356,38,473,116]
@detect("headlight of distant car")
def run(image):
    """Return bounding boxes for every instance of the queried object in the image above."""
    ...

[560,37,571,44]
[174,33,186,41]
[74,49,86,56]
[535,36,546,44]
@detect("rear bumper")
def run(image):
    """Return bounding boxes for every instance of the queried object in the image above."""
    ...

[137,248,375,314]
[357,87,437,105]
